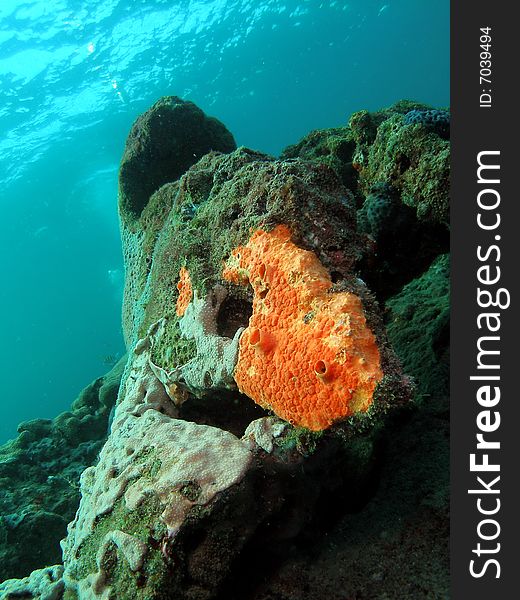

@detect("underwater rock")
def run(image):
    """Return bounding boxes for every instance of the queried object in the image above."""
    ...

[61,324,384,600]
[0,565,64,600]
[281,126,358,191]
[357,182,449,299]
[282,101,450,226]
[352,104,450,225]
[0,359,124,583]
[118,136,410,431]
[119,96,236,223]
[385,254,450,399]
[1,97,450,598]
[48,97,412,599]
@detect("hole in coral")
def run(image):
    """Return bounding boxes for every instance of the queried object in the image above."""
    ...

[107,467,119,479]
[330,271,343,283]
[216,294,253,339]
[258,288,269,299]
[179,391,269,437]
[397,153,411,173]
[314,360,328,376]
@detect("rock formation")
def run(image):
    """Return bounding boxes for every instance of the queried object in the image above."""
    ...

[0,97,449,600]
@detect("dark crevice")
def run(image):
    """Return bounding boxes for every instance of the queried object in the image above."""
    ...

[216,295,253,338]
[213,434,387,600]
[178,391,268,438]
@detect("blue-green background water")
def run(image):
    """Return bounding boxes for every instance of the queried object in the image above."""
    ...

[0,0,449,443]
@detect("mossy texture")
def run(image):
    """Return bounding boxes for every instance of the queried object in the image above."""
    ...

[385,254,450,399]
[119,96,236,223]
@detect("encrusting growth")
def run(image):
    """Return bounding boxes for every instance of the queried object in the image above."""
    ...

[176,266,193,317]
[223,225,383,430]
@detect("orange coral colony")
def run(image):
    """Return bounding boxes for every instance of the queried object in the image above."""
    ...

[176,266,193,317]
[222,225,383,431]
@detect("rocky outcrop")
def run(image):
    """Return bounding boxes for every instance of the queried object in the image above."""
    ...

[282,101,450,299]
[1,97,449,599]
[119,96,236,223]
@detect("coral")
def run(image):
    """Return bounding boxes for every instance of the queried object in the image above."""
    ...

[175,266,193,316]
[0,565,64,600]
[62,326,359,600]
[404,108,450,139]
[62,331,254,599]
[223,225,383,430]
[0,359,124,583]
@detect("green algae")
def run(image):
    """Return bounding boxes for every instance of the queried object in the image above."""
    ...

[385,254,450,400]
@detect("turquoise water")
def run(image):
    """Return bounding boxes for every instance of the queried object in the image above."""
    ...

[0,0,449,443]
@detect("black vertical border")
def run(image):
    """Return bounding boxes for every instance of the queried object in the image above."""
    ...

[451,1,519,598]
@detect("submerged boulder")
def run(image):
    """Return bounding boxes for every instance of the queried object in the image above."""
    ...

[62,327,381,599]
[57,97,412,598]
[2,97,450,599]
[119,96,236,223]
[119,144,409,432]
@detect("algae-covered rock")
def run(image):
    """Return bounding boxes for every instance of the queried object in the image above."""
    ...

[119,96,236,223]
[282,100,449,226]
[2,97,449,599]
[280,101,450,299]
[61,325,381,600]
[53,96,416,599]
[118,139,410,432]
[385,254,450,399]
[356,111,450,224]
[281,127,358,191]
[0,359,124,583]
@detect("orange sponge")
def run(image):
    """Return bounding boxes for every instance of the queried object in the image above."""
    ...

[176,267,193,317]
[222,225,383,430]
